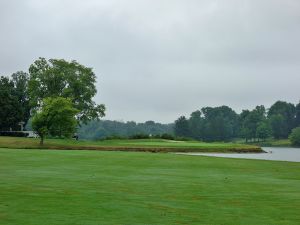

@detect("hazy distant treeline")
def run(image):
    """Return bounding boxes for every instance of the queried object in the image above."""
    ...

[174,101,300,142]
[78,120,174,140]
[78,100,300,142]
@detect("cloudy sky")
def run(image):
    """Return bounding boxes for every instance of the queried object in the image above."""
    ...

[1,0,299,123]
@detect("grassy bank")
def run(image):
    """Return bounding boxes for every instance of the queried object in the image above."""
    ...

[0,136,262,153]
[233,138,292,148]
[0,148,299,224]
[258,139,292,147]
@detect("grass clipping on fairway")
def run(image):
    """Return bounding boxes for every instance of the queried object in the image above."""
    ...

[0,137,262,153]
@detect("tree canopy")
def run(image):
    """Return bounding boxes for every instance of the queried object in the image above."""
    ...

[0,73,30,131]
[289,127,300,147]
[11,71,30,127]
[240,106,266,142]
[32,97,78,145]
[28,58,105,123]
[173,101,299,142]
[201,106,239,141]
[268,101,296,139]
[295,102,300,127]
[174,106,239,141]
[1,57,107,144]
[174,116,190,138]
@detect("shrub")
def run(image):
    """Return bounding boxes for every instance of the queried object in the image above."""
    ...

[103,135,126,140]
[175,136,194,141]
[289,127,300,146]
[129,134,150,139]
[161,133,175,140]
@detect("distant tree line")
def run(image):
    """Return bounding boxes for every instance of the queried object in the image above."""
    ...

[174,101,300,142]
[1,63,299,145]
[78,120,174,140]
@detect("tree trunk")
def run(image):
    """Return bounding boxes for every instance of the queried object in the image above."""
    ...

[40,136,44,145]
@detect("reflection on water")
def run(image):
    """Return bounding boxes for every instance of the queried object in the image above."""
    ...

[179,147,300,162]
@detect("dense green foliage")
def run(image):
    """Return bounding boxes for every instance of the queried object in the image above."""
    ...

[28,58,105,123]
[0,73,30,131]
[175,101,300,142]
[75,100,300,142]
[11,71,31,127]
[174,106,240,142]
[202,106,239,141]
[1,148,299,225]
[289,127,300,146]
[1,57,105,133]
[78,120,173,140]
[0,76,21,130]
[295,102,300,127]
[32,97,78,145]
[1,58,299,144]
[268,101,296,139]
[256,121,272,141]
[240,106,270,142]
[174,116,190,137]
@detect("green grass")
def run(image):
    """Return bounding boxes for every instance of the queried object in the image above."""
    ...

[258,139,292,147]
[233,138,292,147]
[0,148,299,224]
[0,137,262,153]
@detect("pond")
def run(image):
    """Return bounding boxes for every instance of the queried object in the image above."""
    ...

[179,147,300,162]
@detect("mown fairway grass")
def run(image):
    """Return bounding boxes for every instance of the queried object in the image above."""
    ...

[0,148,299,225]
[0,137,262,153]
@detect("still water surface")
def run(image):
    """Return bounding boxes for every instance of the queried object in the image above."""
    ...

[180,147,300,162]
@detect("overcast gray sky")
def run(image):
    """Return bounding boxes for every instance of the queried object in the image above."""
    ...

[0,0,299,123]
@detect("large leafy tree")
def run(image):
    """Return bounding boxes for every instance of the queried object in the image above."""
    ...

[289,127,300,146]
[11,71,31,127]
[32,97,78,145]
[239,110,251,140]
[269,114,286,139]
[28,58,105,123]
[256,121,272,142]
[201,106,239,141]
[295,102,300,127]
[188,110,203,140]
[240,106,266,142]
[0,76,23,130]
[268,101,296,139]
[174,116,190,138]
